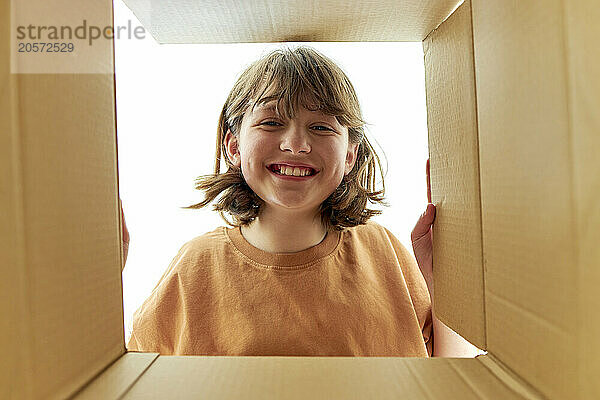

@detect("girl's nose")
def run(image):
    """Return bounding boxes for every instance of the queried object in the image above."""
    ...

[279,124,311,154]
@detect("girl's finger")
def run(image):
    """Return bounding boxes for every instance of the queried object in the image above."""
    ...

[120,199,130,242]
[411,204,435,242]
[426,158,431,203]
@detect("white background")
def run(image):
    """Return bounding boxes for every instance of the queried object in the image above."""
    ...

[114,0,430,344]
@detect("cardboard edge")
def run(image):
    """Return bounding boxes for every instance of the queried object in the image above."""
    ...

[563,0,600,397]
[476,354,546,400]
[118,0,162,44]
[422,0,486,350]
[464,0,488,352]
[445,359,505,399]
[466,0,487,350]
[71,352,159,399]
[112,0,123,274]
[421,0,465,42]
[1,3,33,398]
[123,0,464,44]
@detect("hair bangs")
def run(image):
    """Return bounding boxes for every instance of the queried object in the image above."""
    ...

[247,49,362,131]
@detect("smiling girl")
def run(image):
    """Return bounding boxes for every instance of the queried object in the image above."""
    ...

[126,46,449,357]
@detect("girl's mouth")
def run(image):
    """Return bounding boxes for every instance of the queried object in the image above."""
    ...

[266,165,318,181]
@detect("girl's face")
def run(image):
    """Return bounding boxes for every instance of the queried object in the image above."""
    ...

[224,100,358,217]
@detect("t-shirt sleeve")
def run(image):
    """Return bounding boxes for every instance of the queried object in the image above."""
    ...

[381,226,434,357]
[126,241,193,354]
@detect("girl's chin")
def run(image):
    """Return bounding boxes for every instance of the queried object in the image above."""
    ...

[260,201,321,214]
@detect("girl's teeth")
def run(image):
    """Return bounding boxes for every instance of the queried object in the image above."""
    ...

[275,165,312,176]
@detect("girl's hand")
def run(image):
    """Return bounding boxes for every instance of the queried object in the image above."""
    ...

[411,159,436,295]
[120,199,130,270]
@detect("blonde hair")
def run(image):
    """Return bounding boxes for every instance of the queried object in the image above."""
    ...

[183,45,389,231]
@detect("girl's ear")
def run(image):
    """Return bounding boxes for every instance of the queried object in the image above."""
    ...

[224,129,241,167]
[345,142,359,176]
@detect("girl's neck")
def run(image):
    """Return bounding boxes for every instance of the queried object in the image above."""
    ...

[239,208,328,254]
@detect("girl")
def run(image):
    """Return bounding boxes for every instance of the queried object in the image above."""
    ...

[125,46,439,357]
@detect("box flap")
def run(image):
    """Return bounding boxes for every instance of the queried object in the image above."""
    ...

[2,74,124,399]
[119,354,531,399]
[477,355,545,400]
[1,2,28,399]
[72,352,159,399]
[564,0,600,398]
[121,0,462,43]
[1,1,125,398]
[471,0,600,398]
[422,0,485,350]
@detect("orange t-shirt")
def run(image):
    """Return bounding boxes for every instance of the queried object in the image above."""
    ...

[127,220,433,357]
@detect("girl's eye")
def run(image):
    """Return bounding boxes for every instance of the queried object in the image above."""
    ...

[261,120,282,127]
[312,125,333,132]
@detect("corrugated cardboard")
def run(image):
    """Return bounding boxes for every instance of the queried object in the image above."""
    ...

[471,1,600,398]
[3,0,598,399]
[2,74,124,399]
[72,352,158,399]
[122,0,461,43]
[9,0,113,74]
[423,0,485,350]
[120,356,526,399]
[2,0,124,397]
[563,1,600,397]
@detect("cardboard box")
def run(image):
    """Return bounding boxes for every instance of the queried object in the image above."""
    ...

[2,0,598,398]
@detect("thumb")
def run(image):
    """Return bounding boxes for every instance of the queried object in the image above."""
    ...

[411,203,436,242]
